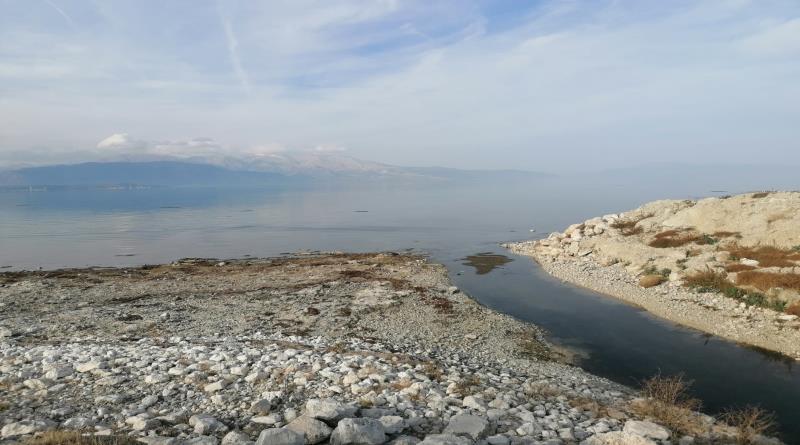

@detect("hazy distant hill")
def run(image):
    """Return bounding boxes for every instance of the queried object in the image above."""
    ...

[0,160,549,188]
[0,162,291,187]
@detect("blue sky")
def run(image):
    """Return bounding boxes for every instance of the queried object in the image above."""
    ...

[0,0,799,170]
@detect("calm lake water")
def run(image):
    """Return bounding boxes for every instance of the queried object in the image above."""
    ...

[1,175,798,441]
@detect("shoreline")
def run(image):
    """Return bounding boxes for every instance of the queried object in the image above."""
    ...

[4,253,696,445]
[506,242,800,361]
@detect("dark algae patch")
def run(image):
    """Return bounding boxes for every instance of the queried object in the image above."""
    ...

[461,252,513,275]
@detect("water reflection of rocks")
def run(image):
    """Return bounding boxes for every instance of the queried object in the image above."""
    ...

[462,252,513,275]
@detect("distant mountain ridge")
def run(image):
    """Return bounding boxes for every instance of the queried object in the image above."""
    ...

[0,158,548,187]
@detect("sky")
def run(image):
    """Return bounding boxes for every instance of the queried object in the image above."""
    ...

[0,0,799,171]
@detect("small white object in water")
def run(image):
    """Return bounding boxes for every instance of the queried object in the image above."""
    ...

[529,228,536,232]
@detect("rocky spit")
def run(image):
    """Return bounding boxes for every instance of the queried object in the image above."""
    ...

[0,253,775,445]
[505,192,800,360]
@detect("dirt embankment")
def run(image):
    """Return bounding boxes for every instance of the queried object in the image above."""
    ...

[507,191,800,359]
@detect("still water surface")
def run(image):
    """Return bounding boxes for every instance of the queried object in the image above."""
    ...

[1,177,798,441]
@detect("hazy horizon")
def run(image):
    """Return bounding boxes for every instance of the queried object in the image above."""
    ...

[1,1,799,171]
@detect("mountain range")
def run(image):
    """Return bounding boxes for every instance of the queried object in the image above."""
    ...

[0,152,548,187]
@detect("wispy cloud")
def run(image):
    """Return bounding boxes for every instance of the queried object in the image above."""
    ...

[43,0,76,29]
[220,14,251,93]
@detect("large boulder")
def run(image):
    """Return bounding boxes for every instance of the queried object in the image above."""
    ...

[222,431,255,445]
[1,420,57,439]
[622,421,670,441]
[330,418,387,445]
[305,399,358,422]
[190,414,229,435]
[286,416,333,444]
[443,415,493,440]
[256,428,305,445]
[378,416,406,435]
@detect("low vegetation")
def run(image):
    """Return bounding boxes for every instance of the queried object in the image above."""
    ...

[639,274,666,288]
[723,406,777,445]
[648,230,717,248]
[735,271,800,292]
[725,264,756,273]
[725,245,800,268]
[611,213,653,236]
[683,269,786,312]
[633,374,704,436]
[785,302,800,317]
[635,374,779,443]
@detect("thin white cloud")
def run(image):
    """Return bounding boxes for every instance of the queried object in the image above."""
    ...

[220,15,251,93]
[43,0,76,28]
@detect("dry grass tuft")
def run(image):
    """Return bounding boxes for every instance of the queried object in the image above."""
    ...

[420,361,444,380]
[722,406,776,445]
[653,229,683,239]
[611,213,652,236]
[23,431,140,445]
[649,234,697,248]
[425,296,454,314]
[639,274,666,288]
[786,303,800,317]
[633,374,703,436]
[683,269,731,290]
[726,245,800,268]
[726,264,757,273]
[683,269,786,312]
[452,375,481,395]
[735,271,800,292]
[568,396,608,418]
[648,229,718,248]
[713,231,742,239]
[524,382,564,398]
[751,191,773,198]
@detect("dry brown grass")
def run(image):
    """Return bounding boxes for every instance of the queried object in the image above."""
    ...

[713,231,742,239]
[611,219,644,236]
[633,374,703,436]
[424,296,454,314]
[725,245,800,268]
[735,271,800,292]
[649,232,698,248]
[22,431,139,445]
[452,375,481,395]
[611,213,653,236]
[786,303,800,317]
[683,269,787,311]
[723,406,776,445]
[639,274,666,288]
[648,229,720,248]
[568,396,608,418]
[725,264,757,273]
[684,269,731,290]
[766,212,791,225]
[420,361,444,380]
[390,377,414,391]
[524,382,564,398]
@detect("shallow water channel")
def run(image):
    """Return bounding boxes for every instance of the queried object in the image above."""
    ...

[447,248,800,443]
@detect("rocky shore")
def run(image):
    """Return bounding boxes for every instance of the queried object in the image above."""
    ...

[506,192,800,360]
[0,253,777,445]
